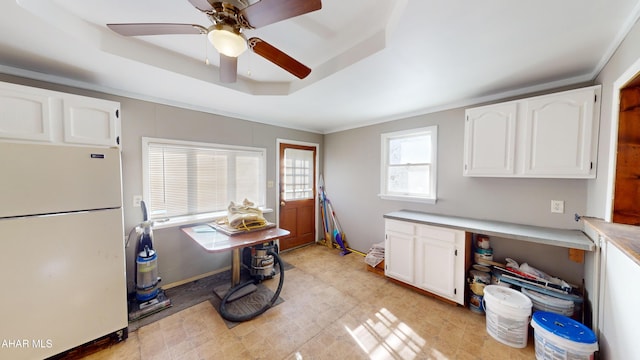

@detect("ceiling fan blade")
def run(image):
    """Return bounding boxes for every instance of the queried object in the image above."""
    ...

[240,0,322,29]
[219,54,238,83]
[248,37,311,79]
[187,0,214,12]
[107,23,207,36]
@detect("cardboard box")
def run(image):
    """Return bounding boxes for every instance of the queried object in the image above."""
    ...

[366,260,385,276]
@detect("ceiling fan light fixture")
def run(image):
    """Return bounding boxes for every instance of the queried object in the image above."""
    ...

[208,25,247,57]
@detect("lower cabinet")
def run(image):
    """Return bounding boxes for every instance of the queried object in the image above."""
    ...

[385,219,468,305]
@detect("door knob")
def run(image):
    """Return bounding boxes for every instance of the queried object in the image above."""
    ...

[280,201,286,207]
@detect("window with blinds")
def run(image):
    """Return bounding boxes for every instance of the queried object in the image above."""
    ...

[142,138,266,220]
[379,126,438,203]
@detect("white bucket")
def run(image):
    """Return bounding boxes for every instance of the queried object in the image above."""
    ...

[483,285,533,348]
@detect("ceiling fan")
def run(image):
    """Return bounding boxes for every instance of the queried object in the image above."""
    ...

[107,0,322,83]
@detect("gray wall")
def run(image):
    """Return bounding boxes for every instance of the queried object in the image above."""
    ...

[118,98,323,291]
[324,108,589,246]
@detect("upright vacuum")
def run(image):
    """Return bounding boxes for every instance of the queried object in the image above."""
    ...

[128,201,171,321]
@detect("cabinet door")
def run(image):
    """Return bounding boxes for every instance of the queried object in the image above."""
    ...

[385,231,414,284]
[599,240,640,359]
[523,88,596,177]
[63,95,120,147]
[415,225,457,299]
[0,82,54,142]
[464,102,517,176]
[385,220,415,284]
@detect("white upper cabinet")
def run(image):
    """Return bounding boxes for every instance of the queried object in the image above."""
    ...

[63,95,120,147]
[0,82,55,142]
[522,88,595,176]
[464,102,517,176]
[464,85,600,178]
[0,81,120,148]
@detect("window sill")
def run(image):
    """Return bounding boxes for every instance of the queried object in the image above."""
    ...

[150,208,274,230]
[378,194,437,205]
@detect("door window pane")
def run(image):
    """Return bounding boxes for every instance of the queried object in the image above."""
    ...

[283,148,314,200]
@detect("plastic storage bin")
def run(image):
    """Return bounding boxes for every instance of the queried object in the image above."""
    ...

[531,311,598,360]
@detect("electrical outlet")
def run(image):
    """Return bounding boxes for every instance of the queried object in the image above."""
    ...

[133,195,143,208]
[551,200,564,214]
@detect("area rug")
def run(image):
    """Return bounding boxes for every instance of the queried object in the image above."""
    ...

[127,260,293,331]
[209,283,284,329]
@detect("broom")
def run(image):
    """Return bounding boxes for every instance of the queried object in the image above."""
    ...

[318,176,331,248]
[327,201,350,256]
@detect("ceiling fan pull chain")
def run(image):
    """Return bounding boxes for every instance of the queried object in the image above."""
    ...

[204,37,210,65]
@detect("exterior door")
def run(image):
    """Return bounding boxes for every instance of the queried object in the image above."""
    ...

[278,143,316,251]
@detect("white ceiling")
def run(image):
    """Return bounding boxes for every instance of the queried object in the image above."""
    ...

[2,0,640,133]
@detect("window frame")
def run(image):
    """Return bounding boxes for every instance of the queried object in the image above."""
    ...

[379,126,438,204]
[141,137,268,228]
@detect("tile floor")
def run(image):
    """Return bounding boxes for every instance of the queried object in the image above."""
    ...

[79,244,536,360]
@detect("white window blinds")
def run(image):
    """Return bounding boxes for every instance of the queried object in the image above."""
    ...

[143,138,266,220]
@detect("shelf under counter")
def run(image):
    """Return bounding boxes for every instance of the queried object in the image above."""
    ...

[383,210,595,251]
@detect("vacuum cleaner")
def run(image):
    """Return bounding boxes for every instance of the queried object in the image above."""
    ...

[218,242,284,322]
[135,201,161,302]
[128,201,171,321]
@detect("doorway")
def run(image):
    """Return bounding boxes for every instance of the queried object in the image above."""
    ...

[613,78,640,225]
[277,141,317,251]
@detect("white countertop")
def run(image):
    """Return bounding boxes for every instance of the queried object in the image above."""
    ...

[384,210,595,251]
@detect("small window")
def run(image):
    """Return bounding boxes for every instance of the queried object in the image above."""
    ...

[142,137,266,224]
[282,148,314,201]
[379,126,438,203]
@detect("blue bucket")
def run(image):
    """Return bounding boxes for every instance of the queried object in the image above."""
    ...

[531,311,598,359]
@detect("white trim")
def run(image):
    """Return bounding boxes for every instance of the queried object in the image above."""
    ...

[378,194,437,204]
[379,126,438,203]
[605,57,640,221]
[276,139,320,242]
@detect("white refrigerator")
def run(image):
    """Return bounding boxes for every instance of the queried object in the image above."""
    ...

[0,142,128,360]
